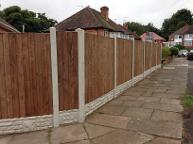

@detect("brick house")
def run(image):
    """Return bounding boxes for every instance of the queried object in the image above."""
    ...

[56,6,139,40]
[0,18,19,33]
[140,32,165,43]
[169,24,193,48]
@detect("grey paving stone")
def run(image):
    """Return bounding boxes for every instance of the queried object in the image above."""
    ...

[146,137,181,144]
[122,108,153,120]
[123,100,144,107]
[152,93,182,99]
[67,140,90,144]
[92,130,154,144]
[9,130,48,144]
[137,97,160,102]
[127,119,182,139]
[117,96,138,101]
[84,123,115,139]
[0,136,13,144]
[96,105,126,116]
[151,110,182,122]
[51,124,88,144]
[86,113,130,129]
[160,98,181,105]
[143,102,183,113]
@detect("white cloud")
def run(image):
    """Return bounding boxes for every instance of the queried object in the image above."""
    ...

[1,0,192,28]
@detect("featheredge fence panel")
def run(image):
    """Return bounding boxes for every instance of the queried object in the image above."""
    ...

[57,32,78,110]
[134,40,144,76]
[116,38,133,85]
[145,42,152,70]
[0,33,53,118]
[85,34,114,103]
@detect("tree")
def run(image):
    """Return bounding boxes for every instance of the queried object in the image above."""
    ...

[161,9,193,39]
[125,22,162,37]
[0,6,57,32]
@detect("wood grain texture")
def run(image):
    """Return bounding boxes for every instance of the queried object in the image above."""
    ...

[85,34,114,103]
[116,38,133,85]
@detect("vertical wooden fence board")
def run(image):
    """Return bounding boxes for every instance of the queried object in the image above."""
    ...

[134,41,144,76]
[85,34,114,103]
[16,34,26,117]
[116,39,132,85]
[57,32,78,110]
[0,34,7,118]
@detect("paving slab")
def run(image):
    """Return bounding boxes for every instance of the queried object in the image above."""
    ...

[9,130,48,144]
[123,100,144,107]
[143,102,183,113]
[96,105,126,116]
[51,124,88,144]
[91,130,154,144]
[146,137,181,144]
[127,119,182,139]
[86,113,130,129]
[160,98,181,105]
[67,140,90,144]
[152,92,182,99]
[84,123,115,139]
[122,107,153,120]
[151,110,182,122]
[117,96,138,101]
[0,136,13,144]
[137,97,160,102]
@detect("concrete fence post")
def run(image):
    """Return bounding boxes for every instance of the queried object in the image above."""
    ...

[50,27,59,128]
[76,28,85,123]
[155,43,158,70]
[114,37,117,97]
[143,41,146,79]
[132,39,135,86]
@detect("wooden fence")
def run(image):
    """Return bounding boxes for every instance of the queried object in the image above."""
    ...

[0,30,162,120]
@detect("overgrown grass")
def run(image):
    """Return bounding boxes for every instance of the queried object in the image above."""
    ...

[182,95,193,108]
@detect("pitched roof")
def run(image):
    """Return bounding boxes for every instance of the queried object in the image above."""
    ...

[56,6,127,33]
[169,24,193,39]
[0,18,20,33]
[140,32,165,41]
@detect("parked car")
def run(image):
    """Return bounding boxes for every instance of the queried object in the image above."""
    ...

[187,50,193,60]
[178,49,188,57]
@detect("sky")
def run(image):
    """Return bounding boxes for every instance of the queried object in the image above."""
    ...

[0,0,193,28]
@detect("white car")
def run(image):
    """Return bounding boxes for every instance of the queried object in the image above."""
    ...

[178,49,188,57]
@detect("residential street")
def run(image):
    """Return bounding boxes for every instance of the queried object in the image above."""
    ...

[0,58,188,144]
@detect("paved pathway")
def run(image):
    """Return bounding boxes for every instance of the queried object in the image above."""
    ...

[0,58,188,144]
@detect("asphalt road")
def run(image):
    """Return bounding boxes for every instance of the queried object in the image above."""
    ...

[187,60,193,93]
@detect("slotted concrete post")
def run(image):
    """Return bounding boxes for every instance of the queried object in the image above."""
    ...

[76,28,85,123]
[143,41,146,79]
[132,39,135,86]
[50,27,59,128]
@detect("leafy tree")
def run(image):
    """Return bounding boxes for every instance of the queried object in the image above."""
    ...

[161,9,193,39]
[0,6,57,32]
[124,22,162,37]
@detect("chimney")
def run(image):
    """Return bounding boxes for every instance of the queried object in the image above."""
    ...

[100,6,109,21]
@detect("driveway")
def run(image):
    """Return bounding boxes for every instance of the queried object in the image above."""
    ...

[0,58,188,144]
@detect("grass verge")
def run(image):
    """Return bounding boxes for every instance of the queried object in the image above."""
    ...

[182,94,193,108]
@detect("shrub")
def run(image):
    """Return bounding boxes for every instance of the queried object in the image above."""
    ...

[162,47,171,59]
[170,47,179,56]
[174,44,186,50]
[182,95,193,108]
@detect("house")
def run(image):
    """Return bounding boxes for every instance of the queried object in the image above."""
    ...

[0,18,20,33]
[169,24,193,48]
[140,32,165,43]
[56,6,137,40]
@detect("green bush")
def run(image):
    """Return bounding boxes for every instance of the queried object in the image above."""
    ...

[162,47,171,59]
[174,44,186,50]
[170,47,179,56]
[182,95,193,108]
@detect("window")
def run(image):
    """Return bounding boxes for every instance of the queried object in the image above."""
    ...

[175,35,183,39]
[184,34,193,40]
[184,40,192,46]
[104,30,109,37]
